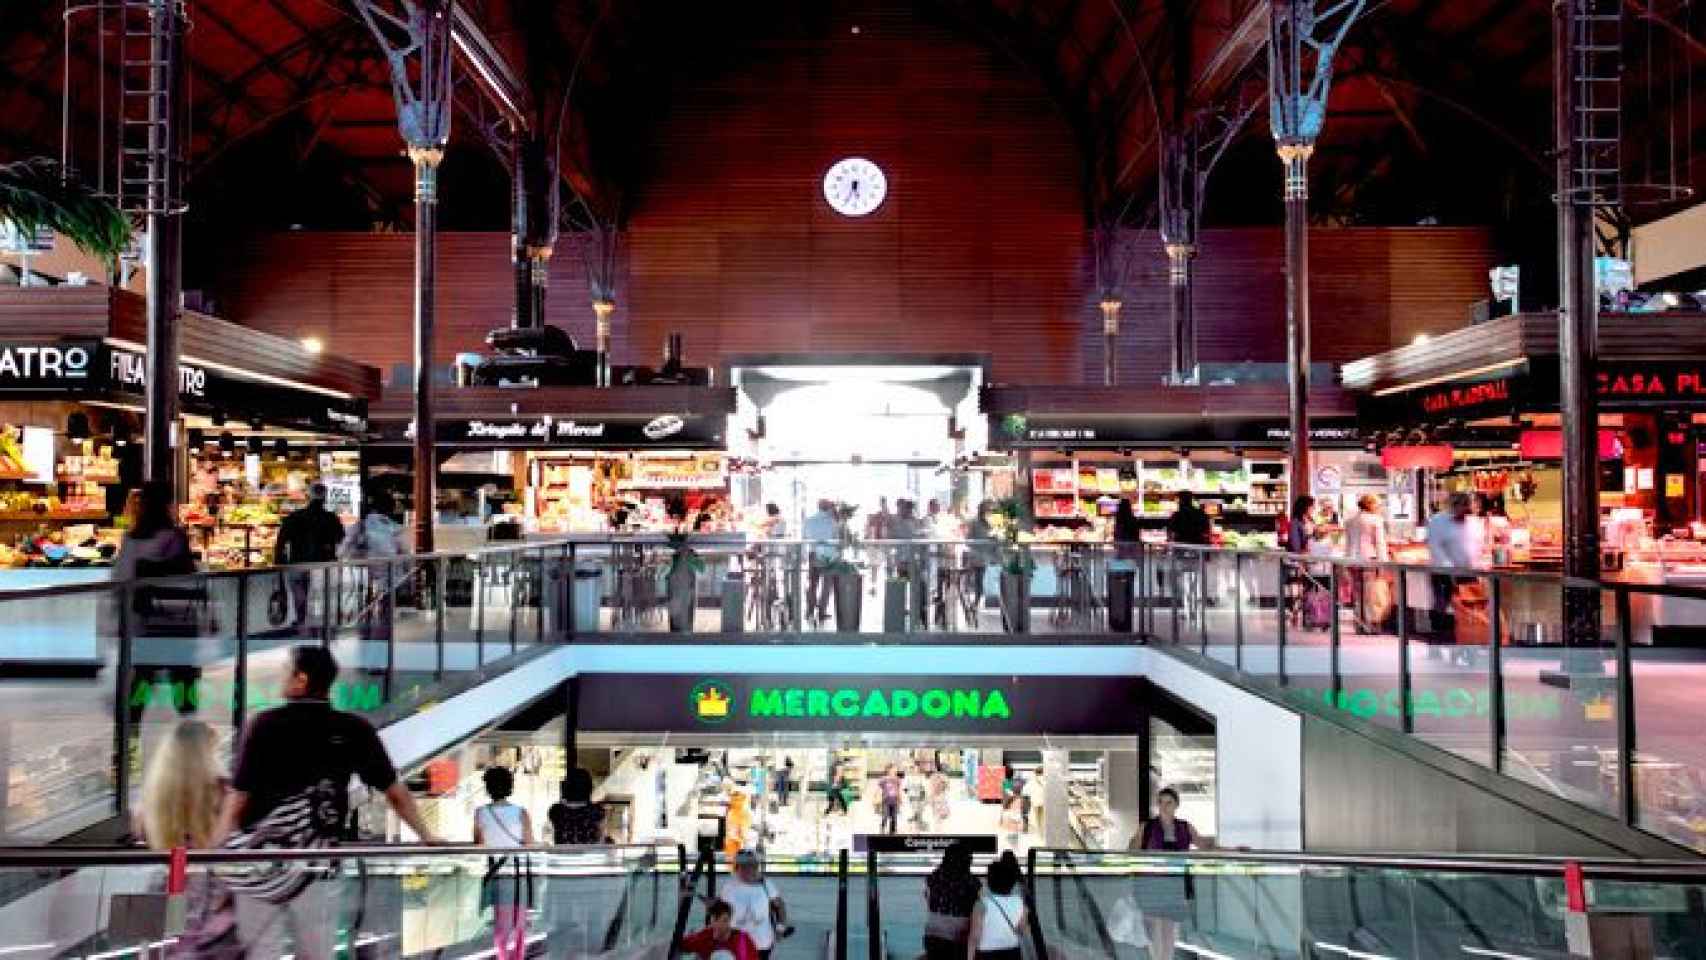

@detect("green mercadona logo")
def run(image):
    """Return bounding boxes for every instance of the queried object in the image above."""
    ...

[692,680,1014,723]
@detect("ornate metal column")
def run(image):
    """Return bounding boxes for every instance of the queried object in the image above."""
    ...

[1159,131,1199,384]
[1268,0,1367,496]
[120,0,188,489]
[1100,297,1123,386]
[516,132,559,329]
[592,298,614,387]
[356,0,455,553]
[510,133,531,329]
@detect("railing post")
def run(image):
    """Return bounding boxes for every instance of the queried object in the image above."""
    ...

[1170,549,1181,645]
[475,554,486,665]
[1233,551,1244,670]
[384,563,397,704]
[1198,549,1208,653]
[509,551,522,652]
[566,543,577,639]
[1329,562,1342,700]
[532,548,543,649]
[1616,586,1636,826]
[113,582,134,820]
[1396,568,1413,734]
[1277,556,1289,685]
[434,557,446,681]
[234,572,249,735]
[1489,576,1506,774]
[320,566,333,648]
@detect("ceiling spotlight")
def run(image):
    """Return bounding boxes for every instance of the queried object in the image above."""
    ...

[187,428,204,448]
[300,337,324,354]
[247,436,264,456]
[273,438,289,460]
[219,431,235,454]
[850,24,861,34]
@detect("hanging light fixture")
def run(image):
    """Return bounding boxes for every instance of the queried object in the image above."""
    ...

[219,431,235,454]
[66,411,90,441]
[246,436,264,456]
[273,438,289,461]
[187,428,204,449]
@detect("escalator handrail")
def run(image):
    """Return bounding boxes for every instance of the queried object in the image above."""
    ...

[669,849,715,957]
[836,848,849,960]
[0,841,680,867]
[1052,849,1121,958]
[866,849,880,960]
[1021,849,1051,960]
[600,847,661,951]
[1020,847,1706,881]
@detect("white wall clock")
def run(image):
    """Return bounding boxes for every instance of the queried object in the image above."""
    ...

[822,157,887,216]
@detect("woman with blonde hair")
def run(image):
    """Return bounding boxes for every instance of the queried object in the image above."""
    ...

[138,719,225,849]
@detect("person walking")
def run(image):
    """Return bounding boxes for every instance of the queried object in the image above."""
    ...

[965,500,998,627]
[802,499,839,625]
[342,491,405,643]
[116,480,202,719]
[1426,492,1477,659]
[1022,767,1047,840]
[998,794,1024,851]
[724,850,789,960]
[274,483,346,633]
[922,841,980,960]
[967,851,1029,960]
[1343,494,1391,633]
[138,720,240,957]
[877,764,903,835]
[216,645,439,960]
[1127,787,1202,960]
[680,900,761,960]
[775,757,794,810]
[826,764,852,816]
[547,768,608,844]
[475,766,534,960]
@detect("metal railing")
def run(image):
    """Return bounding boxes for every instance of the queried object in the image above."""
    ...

[1138,541,1706,855]
[0,536,580,843]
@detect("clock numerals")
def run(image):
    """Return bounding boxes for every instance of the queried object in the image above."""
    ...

[823,158,886,216]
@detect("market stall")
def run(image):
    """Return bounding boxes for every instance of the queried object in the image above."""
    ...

[1347,311,1706,643]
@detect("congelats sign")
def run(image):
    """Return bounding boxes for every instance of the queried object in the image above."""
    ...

[577,675,1145,735]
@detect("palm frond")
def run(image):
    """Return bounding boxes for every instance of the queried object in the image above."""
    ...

[0,158,132,260]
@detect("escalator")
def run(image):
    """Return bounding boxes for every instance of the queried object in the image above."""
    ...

[669,851,846,960]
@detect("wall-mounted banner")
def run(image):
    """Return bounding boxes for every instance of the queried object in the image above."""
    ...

[576,674,1146,735]
[373,414,726,449]
[0,339,102,391]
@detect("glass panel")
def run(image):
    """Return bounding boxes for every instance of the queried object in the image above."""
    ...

[1201,551,1237,666]
[1627,583,1706,853]
[1405,572,1494,767]
[1,580,124,844]
[1501,583,1620,816]
[1321,560,1407,734]
[1279,556,1333,688]
[1241,552,1284,685]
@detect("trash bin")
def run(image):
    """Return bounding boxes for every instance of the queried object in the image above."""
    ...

[1107,563,1136,633]
[572,565,602,633]
[721,572,746,633]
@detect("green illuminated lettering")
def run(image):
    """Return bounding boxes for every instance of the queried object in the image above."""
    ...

[336,681,382,713]
[807,689,831,717]
[1345,689,1377,719]
[750,689,784,717]
[832,690,860,717]
[952,689,980,717]
[784,689,805,717]
[1382,690,1402,717]
[921,689,950,718]
[1444,689,1474,718]
[982,689,1011,719]
[864,690,891,717]
[1415,690,1441,718]
[892,689,919,717]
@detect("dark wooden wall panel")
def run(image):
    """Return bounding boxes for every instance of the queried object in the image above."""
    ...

[209,2,1496,393]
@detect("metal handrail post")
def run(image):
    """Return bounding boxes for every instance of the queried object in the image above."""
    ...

[321,566,333,647]
[1277,556,1289,685]
[1616,586,1637,826]
[835,849,849,960]
[384,563,397,704]
[113,582,134,820]
[1198,550,1208,653]
[434,558,446,681]
[1170,550,1181,645]
[1489,576,1506,774]
[1023,847,1049,960]
[1330,562,1342,699]
[234,573,249,734]
[1396,571,1413,734]
[1234,551,1244,670]
[866,849,880,960]
[509,553,521,651]
[475,554,486,665]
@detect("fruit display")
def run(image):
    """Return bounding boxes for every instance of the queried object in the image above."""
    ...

[0,429,27,479]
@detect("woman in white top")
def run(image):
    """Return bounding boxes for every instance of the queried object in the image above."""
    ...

[475,766,534,960]
[967,851,1028,960]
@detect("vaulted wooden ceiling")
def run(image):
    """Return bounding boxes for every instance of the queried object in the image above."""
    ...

[1,0,1699,232]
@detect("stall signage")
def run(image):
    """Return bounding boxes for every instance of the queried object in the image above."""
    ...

[0,340,100,390]
[578,674,1145,734]
[424,414,725,449]
[1596,363,1706,401]
[993,414,1361,449]
[1287,683,1563,722]
[856,834,999,854]
[108,348,208,399]
[1419,379,1512,415]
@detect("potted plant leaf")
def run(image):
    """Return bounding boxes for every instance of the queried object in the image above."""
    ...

[993,498,1033,634]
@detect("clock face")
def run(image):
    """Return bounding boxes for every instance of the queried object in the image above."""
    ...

[822,158,887,216]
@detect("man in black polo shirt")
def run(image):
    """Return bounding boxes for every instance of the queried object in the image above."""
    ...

[217,646,439,958]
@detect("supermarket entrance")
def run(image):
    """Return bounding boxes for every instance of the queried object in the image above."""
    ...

[728,359,989,530]
[562,673,1215,855]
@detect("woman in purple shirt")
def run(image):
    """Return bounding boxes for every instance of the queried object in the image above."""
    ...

[1127,788,1201,960]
